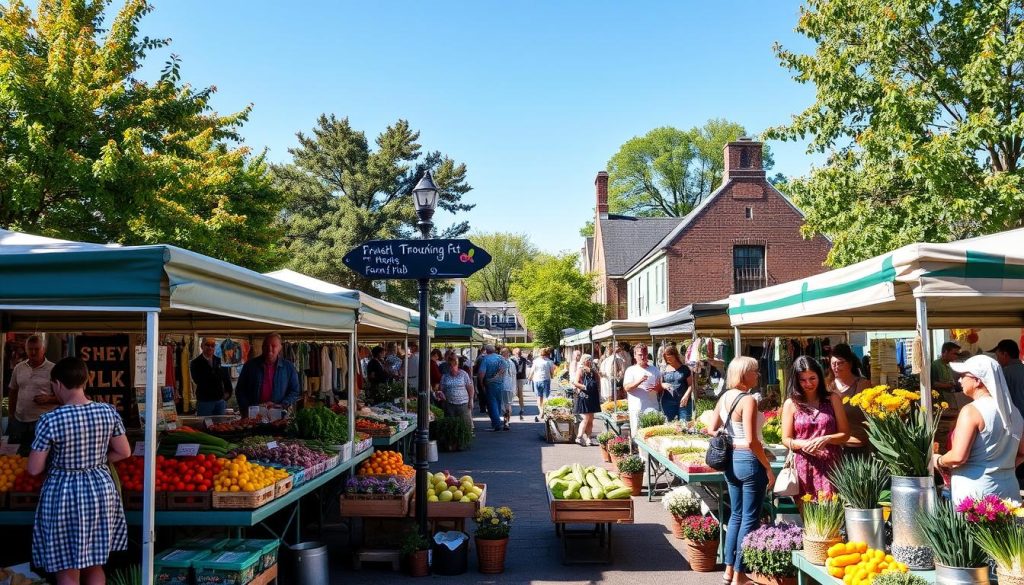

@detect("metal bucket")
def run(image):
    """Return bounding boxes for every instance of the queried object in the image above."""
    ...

[890,475,936,569]
[844,507,885,552]
[288,541,329,584]
[934,564,990,585]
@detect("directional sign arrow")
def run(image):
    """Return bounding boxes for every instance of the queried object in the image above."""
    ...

[343,239,492,280]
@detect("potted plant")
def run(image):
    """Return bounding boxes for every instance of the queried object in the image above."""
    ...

[474,505,514,574]
[846,386,945,569]
[435,416,473,452]
[401,531,431,577]
[616,455,645,496]
[870,575,929,585]
[959,495,1024,585]
[607,436,631,465]
[109,566,141,585]
[681,515,720,572]
[917,500,989,584]
[801,492,845,565]
[597,431,616,462]
[742,522,803,585]
[637,408,667,429]
[828,455,890,551]
[662,487,702,539]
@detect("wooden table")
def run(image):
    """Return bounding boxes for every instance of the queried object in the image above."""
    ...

[544,477,633,565]
[596,412,629,436]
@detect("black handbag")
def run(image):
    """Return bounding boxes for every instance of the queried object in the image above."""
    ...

[705,393,747,471]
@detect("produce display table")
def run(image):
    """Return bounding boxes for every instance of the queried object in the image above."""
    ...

[544,480,633,565]
[0,448,373,546]
[371,423,416,457]
[596,412,629,437]
[792,551,936,585]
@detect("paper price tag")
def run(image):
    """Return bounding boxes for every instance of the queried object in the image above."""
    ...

[204,418,214,429]
[175,443,201,457]
[0,444,19,456]
[267,441,279,450]
[248,406,261,419]
[133,442,147,457]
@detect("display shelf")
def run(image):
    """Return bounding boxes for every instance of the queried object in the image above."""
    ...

[371,423,416,447]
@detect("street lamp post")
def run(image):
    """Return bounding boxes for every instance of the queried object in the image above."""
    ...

[412,170,438,536]
[501,301,508,345]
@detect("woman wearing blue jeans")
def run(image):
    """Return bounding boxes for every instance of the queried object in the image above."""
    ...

[707,356,775,585]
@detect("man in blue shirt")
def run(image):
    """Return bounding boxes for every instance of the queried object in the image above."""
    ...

[479,344,507,432]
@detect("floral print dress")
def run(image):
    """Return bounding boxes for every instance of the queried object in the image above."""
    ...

[793,399,841,498]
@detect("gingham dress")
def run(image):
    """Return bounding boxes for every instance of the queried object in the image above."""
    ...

[31,402,128,572]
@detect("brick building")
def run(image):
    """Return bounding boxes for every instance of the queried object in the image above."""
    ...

[582,138,831,320]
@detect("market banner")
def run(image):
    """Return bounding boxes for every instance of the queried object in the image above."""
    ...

[77,334,133,418]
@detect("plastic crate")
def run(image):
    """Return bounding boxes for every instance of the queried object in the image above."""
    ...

[154,548,209,585]
[234,539,281,573]
[177,537,231,552]
[193,549,261,585]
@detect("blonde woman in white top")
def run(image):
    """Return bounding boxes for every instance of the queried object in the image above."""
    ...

[707,356,774,585]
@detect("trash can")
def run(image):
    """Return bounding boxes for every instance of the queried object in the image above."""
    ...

[286,542,329,584]
[432,531,469,576]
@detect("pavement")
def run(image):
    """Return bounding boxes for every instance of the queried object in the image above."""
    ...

[325,400,727,585]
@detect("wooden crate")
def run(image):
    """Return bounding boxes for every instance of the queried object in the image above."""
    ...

[339,487,413,517]
[546,419,579,443]
[274,476,293,498]
[9,491,40,510]
[122,491,167,510]
[426,483,487,518]
[545,481,633,525]
[166,490,212,510]
[212,485,276,509]
[250,563,278,585]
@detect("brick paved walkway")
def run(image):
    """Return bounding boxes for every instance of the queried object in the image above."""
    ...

[327,402,725,585]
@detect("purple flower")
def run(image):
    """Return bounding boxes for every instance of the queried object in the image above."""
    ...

[742,522,803,552]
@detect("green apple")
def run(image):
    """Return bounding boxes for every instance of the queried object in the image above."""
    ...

[460,497,470,503]
[451,490,463,500]
[438,491,454,502]
[460,475,474,485]
[433,472,446,483]
[427,495,439,502]
[467,493,479,502]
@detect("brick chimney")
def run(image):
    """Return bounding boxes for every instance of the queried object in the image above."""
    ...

[723,137,766,182]
[596,171,609,219]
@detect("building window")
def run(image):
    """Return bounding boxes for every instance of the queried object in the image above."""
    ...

[506,315,517,328]
[490,314,502,327]
[733,245,766,293]
[443,311,452,322]
[740,147,751,168]
[476,314,487,327]
[745,207,753,219]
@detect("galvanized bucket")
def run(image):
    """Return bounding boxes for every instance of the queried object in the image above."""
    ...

[844,507,885,552]
[934,564,990,585]
[890,475,936,569]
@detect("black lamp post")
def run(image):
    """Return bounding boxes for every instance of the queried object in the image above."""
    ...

[500,301,509,345]
[412,170,438,536]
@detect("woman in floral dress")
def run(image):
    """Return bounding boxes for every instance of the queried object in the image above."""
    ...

[781,356,850,499]
[28,357,131,585]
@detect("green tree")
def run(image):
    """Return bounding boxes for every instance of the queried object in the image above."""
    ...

[579,219,594,237]
[274,115,473,309]
[464,232,538,302]
[510,254,603,348]
[0,0,284,270]
[770,0,1024,267]
[607,119,774,217]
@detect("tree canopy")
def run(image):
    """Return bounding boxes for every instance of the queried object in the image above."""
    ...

[607,119,774,217]
[274,115,473,309]
[769,0,1024,266]
[510,254,603,348]
[464,232,538,302]
[0,0,284,270]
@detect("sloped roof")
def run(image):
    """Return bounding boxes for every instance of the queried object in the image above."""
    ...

[599,215,681,276]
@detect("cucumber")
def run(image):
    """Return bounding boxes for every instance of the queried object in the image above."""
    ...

[593,488,606,500]
[606,487,632,499]
[580,486,593,500]
[564,480,581,498]
[586,474,603,492]
[553,464,572,478]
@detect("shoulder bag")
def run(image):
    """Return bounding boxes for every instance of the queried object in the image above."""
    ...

[705,392,747,471]
[773,450,799,497]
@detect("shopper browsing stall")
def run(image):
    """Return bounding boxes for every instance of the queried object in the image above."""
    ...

[500,347,516,431]
[622,344,661,432]
[235,333,301,416]
[659,345,693,422]
[781,356,849,499]
[6,334,57,456]
[440,354,475,432]
[531,348,556,422]
[511,348,528,420]
[571,353,601,446]
[828,343,872,454]
[190,337,233,416]
[934,355,1024,504]
[29,357,131,584]
[931,341,962,392]
[479,344,507,432]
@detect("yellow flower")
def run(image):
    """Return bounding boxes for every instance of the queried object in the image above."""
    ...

[802,494,813,502]
[491,518,499,525]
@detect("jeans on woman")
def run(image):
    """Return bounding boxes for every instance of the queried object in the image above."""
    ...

[660,393,681,421]
[724,449,768,574]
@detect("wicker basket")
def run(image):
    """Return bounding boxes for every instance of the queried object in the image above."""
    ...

[998,569,1024,585]
[212,485,276,509]
[802,534,842,565]
[274,476,293,498]
[475,537,508,574]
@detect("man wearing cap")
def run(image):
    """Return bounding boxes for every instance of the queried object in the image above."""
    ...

[991,339,1024,414]
[931,341,961,392]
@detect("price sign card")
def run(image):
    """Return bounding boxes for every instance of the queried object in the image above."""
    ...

[267,441,279,450]
[175,443,201,457]
[133,442,147,457]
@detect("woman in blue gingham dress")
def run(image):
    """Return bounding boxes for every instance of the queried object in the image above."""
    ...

[28,357,131,583]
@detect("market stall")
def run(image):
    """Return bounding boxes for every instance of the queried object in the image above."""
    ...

[0,229,367,583]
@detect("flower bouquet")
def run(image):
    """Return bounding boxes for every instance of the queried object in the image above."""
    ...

[801,492,845,564]
[958,495,1024,583]
[742,522,803,585]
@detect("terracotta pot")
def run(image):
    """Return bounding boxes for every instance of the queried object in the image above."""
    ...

[750,573,798,585]
[669,514,684,539]
[476,537,508,574]
[684,538,718,572]
[407,550,429,577]
[600,444,611,462]
[802,534,843,565]
[618,471,644,496]
[998,569,1024,585]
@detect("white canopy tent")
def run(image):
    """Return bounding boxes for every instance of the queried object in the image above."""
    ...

[728,228,1024,412]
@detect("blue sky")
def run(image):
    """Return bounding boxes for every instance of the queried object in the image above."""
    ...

[136,1,820,254]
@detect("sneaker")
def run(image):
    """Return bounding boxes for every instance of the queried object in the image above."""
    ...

[534,416,540,422]
[503,424,511,431]
[519,410,525,421]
